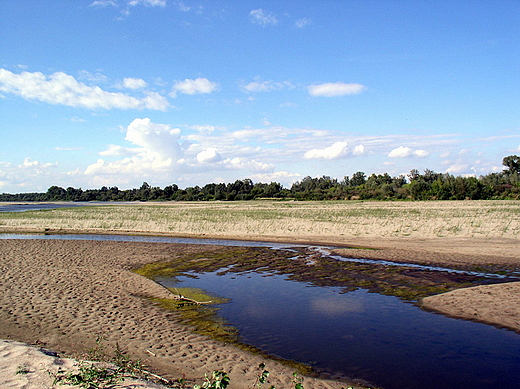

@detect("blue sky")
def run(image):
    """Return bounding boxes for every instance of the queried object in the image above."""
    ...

[1,0,519,193]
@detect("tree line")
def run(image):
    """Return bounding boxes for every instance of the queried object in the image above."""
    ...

[1,155,519,202]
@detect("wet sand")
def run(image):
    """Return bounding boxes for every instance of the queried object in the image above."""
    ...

[0,235,518,388]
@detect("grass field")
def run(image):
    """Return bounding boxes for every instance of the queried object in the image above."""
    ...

[0,200,518,241]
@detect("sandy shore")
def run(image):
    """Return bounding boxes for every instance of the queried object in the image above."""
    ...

[0,235,519,388]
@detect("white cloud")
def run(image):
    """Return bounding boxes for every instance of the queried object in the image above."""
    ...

[304,141,349,160]
[251,170,301,183]
[171,78,218,97]
[446,163,470,174]
[388,146,412,158]
[19,158,55,170]
[197,148,221,164]
[55,146,83,151]
[308,82,366,97]
[85,118,182,177]
[128,0,166,6]
[217,158,274,172]
[413,149,429,158]
[0,158,58,192]
[0,69,169,110]
[295,18,311,28]
[141,92,170,110]
[125,118,181,159]
[78,70,108,83]
[121,77,148,89]
[250,9,278,26]
[388,146,429,158]
[190,125,217,134]
[242,79,293,93]
[90,0,117,7]
[353,144,365,156]
[99,144,140,157]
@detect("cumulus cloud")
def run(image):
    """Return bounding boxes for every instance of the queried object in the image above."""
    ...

[0,69,169,110]
[353,145,365,156]
[85,118,182,177]
[304,141,349,160]
[171,78,218,97]
[197,148,221,164]
[0,158,58,192]
[388,146,429,158]
[250,9,278,26]
[308,82,366,97]
[121,77,148,89]
[388,146,413,158]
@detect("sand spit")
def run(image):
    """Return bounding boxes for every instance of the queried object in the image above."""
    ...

[0,239,368,389]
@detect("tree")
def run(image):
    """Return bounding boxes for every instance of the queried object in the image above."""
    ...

[503,155,520,175]
[46,186,66,201]
[350,172,366,187]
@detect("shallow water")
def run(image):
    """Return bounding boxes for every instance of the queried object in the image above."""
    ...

[1,233,515,279]
[0,202,109,212]
[162,269,520,389]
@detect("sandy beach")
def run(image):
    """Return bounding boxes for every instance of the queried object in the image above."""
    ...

[0,232,519,388]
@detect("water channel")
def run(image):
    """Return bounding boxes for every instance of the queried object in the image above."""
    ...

[1,232,519,389]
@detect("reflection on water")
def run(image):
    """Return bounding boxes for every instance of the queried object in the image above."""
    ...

[0,233,514,279]
[160,269,520,389]
[0,202,110,212]
[0,233,304,249]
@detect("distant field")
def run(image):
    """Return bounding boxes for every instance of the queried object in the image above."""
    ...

[0,200,518,241]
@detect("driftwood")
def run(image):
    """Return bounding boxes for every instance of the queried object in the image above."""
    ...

[172,288,213,305]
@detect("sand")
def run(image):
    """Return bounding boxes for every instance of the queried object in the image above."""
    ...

[0,339,166,388]
[0,235,518,389]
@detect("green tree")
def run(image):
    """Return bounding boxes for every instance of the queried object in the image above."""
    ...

[503,155,520,175]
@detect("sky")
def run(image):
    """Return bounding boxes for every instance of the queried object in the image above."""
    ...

[1,0,519,193]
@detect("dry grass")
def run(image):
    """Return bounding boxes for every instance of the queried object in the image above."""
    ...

[0,200,518,241]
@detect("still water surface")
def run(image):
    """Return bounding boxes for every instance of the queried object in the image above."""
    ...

[1,233,519,388]
[159,269,520,389]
